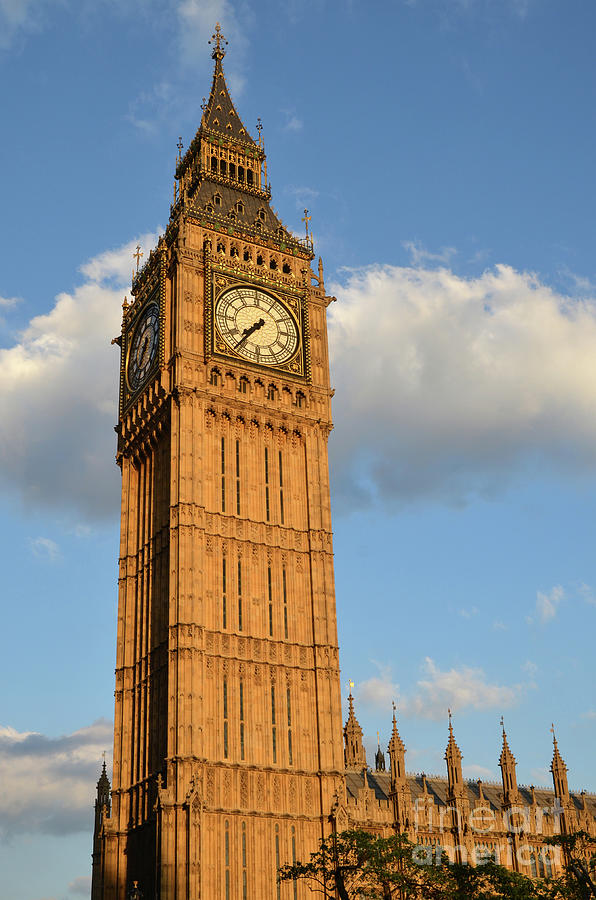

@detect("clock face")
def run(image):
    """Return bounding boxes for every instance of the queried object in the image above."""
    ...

[127,303,159,392]
[215,286,299,366]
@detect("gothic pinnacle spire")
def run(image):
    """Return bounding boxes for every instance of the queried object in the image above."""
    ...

[209,22,228,60]
[344,680,366,768]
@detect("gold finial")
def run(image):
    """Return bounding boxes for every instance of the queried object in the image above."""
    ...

[177,136,183,161]
[347,679,354,695]
[122,295,129,311]
[102,750,107,762]
[302,208,312,247]
[133,245,143,274]
[500,715,505,735]
[209,22,228,59]
[201,97,207,112]
[256,117,263,146]
[377,730,380,747]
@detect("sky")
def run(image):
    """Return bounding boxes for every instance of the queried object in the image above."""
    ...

[1,0,595,897]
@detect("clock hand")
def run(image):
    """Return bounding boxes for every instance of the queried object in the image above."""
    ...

[235,318,265,349]
[139,335,150,365]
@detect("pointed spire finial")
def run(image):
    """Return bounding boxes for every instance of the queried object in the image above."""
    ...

[500,715,505,736]
[209,22,228,60]
[448,708,453,735]
[256,117,263,146]
[177,136,183,162]
[551,722,557,747]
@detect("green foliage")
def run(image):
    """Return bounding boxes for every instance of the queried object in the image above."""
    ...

[278,828,578,900]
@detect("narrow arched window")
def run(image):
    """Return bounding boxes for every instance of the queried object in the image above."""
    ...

[268,565,273,637]
[229,162,236,179]
[220,159,227,175]
[242,822,248,898]
[269,258,277,270]
[243,249,251,262]
[211,156,217,172]
[296,392,305,409]
[210,368,221,386]
[240,681,245,760]
[275,824,281,899]
[283,262,291,274]
[256,253,263,266]
[238,165,245,182]
[267,384,277,401]
[225,820,230,900]
[283,568,288,639]
[271,683,277,763]
[223,679,229,758]
[247,169,253,186]
[239,377,248,394]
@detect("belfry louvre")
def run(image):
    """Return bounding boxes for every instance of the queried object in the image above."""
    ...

[91,24,596,900]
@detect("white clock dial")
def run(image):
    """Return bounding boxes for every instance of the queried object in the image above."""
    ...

[215,286,299,366]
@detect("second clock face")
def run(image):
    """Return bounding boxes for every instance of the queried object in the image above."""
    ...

[127,302,159,392]
[215,285,299,366]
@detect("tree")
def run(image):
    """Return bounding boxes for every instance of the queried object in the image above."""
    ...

[278,829,553,899]
[544,832,596,899]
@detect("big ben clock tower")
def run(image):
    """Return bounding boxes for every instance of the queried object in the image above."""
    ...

[92,24,345,900]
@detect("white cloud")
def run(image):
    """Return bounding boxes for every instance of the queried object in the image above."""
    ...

[328,263,596,511]
[403,240,457,267]
[282,110,303,133]
[358,662,400,710]
[463,763,495,779]
[0,232,159,520]
[458,605,478,619]
[68,876,92,895]
[357,657,521,721]
[401,657,520,720]
[527,585,565,625]
[30,536,60,561]
[0,294,21,307]
[0,719,112,837]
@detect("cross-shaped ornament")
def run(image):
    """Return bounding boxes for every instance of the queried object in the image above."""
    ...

[133,245,143,273]
[346,679,354,695]
[302,208,311,239]
[177,137,183,160]
[256,117,263,145]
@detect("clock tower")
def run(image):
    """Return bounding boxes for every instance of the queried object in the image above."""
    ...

[92,24,344,900]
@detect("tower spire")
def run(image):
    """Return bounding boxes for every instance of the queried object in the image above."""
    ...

[445,709,463,796]
[550,724,569,802]
[387,701,406,783]
[499,716,519,803]
[343,681,366,768]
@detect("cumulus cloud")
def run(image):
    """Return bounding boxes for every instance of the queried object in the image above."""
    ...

[527,585,565,625]
[328,263,596,511]
[0,231,159,520]
[358,657,521,721]
[0,719,112,838]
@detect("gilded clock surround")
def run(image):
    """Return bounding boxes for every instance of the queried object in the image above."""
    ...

[206,259,308,378]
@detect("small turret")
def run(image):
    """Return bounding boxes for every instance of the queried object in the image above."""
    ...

[550,725,569,803]
[343,683,366,769]
[499,718,519,804]
[445,710,463,797]
[375,731,386,772]
[387,703,406,786]
[94,758,111,832]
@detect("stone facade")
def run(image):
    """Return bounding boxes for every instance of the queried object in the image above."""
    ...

[91,25,595,900]
[337,697,596,879]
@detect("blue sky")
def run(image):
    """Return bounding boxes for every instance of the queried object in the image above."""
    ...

[1,1,595,897]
